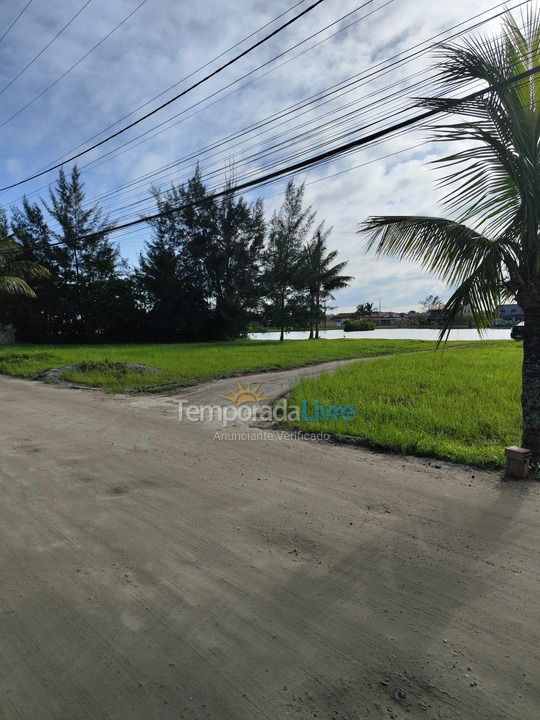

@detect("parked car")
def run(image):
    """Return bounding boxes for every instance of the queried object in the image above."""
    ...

[511,322,525,340]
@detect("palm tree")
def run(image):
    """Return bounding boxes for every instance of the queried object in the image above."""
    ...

[359,11,540,456]
[0,238,49,298]
[420,295,443,313]
[304,226,352,339]
[356,302,375,317]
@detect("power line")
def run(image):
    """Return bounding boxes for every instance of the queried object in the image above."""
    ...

[11,0,519,211]
[22,0,376,187]
[0,0,327,192]
[91,74,443,218]
[0,136,438,250]
[10,0,532,246]
[33,36,540,241]
[68,0,389,185]
[0,0,93,98]
[66,64,540,242]
[84,138,433,245]
[40,0,311,165]
[59,0,526,209]
[0,0,34,47]
[13,0,386,206]
[0,0,153,129]
[98,38,538,229]
[34,32,527,245]
[70,0,526,218]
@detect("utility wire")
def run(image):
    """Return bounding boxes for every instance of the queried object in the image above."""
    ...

[56,0,528,210]
[11,0,520,209]
[13,0,384,205]
[92,74,443,217]
[61,64,540,243]
[11,0,533,242]
[83,137,433,244]
[41,0,310,164]
[75,0,518,185]
[25,0,376,183]
[0,0,93,98]
[72,0,390,179]
[71,1,527,217]
[100,42,538,227]
[0,0,327,191]
[0,0,153,129]
[0,0,34,47]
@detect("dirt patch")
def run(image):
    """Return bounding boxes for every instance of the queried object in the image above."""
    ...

[1,373,539,719]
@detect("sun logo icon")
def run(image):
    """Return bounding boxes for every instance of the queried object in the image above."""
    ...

[220,380,269,406]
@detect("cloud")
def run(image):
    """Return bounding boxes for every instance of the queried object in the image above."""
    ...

[0,0,502,312]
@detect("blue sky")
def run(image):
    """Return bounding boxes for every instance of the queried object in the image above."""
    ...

[0,0,506,312]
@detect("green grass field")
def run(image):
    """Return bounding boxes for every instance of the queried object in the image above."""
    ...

[287,341,521,467]
[0,339,448,392]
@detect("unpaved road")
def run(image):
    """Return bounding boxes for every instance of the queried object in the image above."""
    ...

[1,369,540,720]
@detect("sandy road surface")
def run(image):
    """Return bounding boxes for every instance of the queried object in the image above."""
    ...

[1,370,540,720]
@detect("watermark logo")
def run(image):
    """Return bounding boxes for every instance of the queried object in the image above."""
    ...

[178,379,357,430]
[220,380,269,406]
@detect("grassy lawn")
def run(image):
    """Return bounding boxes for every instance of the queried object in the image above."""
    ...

[0,339,451,392]
[286,341,521,467]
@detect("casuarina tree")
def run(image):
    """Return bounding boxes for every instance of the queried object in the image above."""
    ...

[12,166,124,340]
[264,180,315,340]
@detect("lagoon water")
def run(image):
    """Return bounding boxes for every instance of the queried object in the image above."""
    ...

[250,328,514,341]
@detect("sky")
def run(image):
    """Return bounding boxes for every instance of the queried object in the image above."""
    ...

[0,0,514,312]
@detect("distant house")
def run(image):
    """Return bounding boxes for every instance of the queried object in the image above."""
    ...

[368,311,402,327]
[426,307,444,321]
[331,311,405,327]
[498,304,523,323]
[331,312,353,328]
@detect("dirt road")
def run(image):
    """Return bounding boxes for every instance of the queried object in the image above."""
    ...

[1,371,539,719]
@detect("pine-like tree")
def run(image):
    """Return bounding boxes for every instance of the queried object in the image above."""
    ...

[137,168,213,340]
[263,180,314,340]
[137,168,266,340]
[11,166,126,340]
[209,187,266,338]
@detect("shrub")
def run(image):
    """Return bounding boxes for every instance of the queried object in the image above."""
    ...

[343,319,376,332]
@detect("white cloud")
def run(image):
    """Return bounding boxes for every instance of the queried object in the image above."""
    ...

[0,0,504,312]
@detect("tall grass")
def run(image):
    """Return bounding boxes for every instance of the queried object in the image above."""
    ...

[287,342,521,467]
[0,339,451,392]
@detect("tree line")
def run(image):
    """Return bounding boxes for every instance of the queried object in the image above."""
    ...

[0,166,351,342]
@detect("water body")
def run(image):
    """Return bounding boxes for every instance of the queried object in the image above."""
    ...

[250,328,514,341]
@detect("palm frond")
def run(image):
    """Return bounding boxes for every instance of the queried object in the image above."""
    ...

[438,246,508,342]
[0,276,36,298]
[2,260,50,280]
[359,215,507,286]
[412,11,540,242]
[0,238,50,298]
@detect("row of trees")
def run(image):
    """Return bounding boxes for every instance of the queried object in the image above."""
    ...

[0,167,351,342]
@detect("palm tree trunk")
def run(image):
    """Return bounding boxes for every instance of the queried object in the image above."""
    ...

[279,290,285,341]
[521,304,540,458]
[315,287,320,339]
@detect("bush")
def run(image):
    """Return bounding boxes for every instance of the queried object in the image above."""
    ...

[343,319,376,332]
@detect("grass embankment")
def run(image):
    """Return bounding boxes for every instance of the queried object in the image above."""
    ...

[287,341,520,467]
[0,339,449,392]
